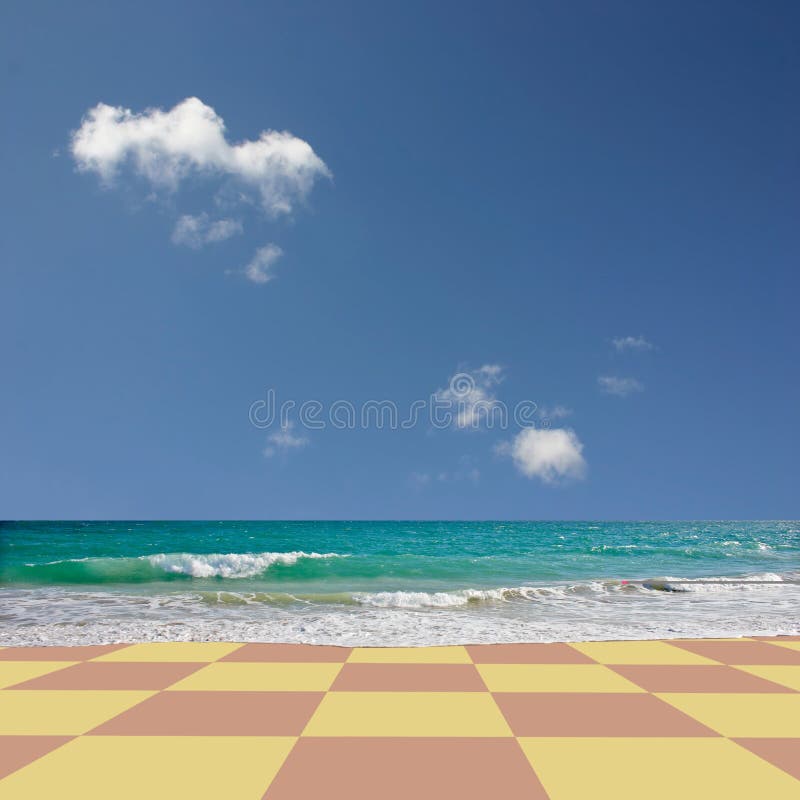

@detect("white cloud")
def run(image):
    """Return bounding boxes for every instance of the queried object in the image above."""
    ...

[434,365,504,430]
[538,404,572,421]
[598,376,644,396]
[497,427,586,485]
[70,96,330,216]
[171,213,242,248]
[263,421,308,458]
[242,244,283,285]
[612,335,653,352]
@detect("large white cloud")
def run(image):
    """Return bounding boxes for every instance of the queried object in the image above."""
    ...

[498,427,586,484]
[70,97,330,215]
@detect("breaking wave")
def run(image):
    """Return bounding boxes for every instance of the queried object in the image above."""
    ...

[147,551,343,578]
[5,552,346,583]
[185,572,800,609]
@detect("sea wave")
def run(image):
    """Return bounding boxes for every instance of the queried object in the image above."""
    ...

[7,551,346,583]
[2,575,800,646]
[350,574,798,607]
[184,572,800,608]
[147,551,343,578]
[352,589,508,608]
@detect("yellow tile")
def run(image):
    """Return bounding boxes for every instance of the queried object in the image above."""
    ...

[657,693,800,737]
[168,661,342,691]
[571,641,718,664]
[734,665,800,691]
[0,662,76,689]
[348,646,471,663]
[92,642,242,662]
[0,736,295,799]
[769,641,800,652]
[519,737,800,800]
[303,692,512,736]
[477,664,645,692]
[0,690,154,735]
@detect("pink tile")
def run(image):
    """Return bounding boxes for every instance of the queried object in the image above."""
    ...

[88,690,324,735]
[263,738,548,800]
[610,665,794,693]
[9,661,206,690]
[752,636,800,641]
[669,641,800,665]
[0,736,73,779]
[466,644,594,664]
[733,738,800,780]
[493,692,718,736]
[0,645,126,661]
[221,644,352,662]
[331,664,487,691]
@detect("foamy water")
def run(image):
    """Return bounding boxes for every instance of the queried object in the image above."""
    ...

[1,520,798,645]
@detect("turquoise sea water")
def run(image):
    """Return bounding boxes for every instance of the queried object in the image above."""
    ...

[1,521,798,645]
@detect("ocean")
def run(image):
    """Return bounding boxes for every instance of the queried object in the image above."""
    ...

[1,520,798,646]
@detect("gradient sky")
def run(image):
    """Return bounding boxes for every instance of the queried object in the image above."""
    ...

[1,1,798,519]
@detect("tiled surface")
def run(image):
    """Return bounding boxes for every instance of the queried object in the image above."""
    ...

[0,637,797,799]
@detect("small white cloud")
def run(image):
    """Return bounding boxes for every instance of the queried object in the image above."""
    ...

[538,404,572,421]
[241,244,283,285]
[70,97,330,216]
[263,421,308,458]
[612,335,654,352]
[598,376,644,397]
[497,427,586,485]
[434,365,504,430]
[171,213,243,248]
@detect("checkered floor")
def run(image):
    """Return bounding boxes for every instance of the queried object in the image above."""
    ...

[0,638,799,799]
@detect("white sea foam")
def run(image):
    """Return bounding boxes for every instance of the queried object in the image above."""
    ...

[357,573,799,607]
[2,585,799,647]
[352,589,509,608]
[2,571,799,647]
[659,572,792,592]
[146,551,344,578]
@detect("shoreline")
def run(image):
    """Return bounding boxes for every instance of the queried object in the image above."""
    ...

[3,630,800,648]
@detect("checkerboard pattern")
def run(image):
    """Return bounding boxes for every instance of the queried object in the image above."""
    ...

[0,637,799,799]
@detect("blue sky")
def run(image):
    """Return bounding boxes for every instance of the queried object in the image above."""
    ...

[1,1,798,519]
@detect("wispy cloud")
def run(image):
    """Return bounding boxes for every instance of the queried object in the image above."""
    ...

[411,457,481,488]
[410,471,432,488]
[598,375,644,396]
[434,365,504,430]
[171,213,243,248]
[70,97,330,216]
[241,244,283,285]
[537,404,572,421]
[496,427,586,485]
[612,335,654,352]
[263,421,308,458]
